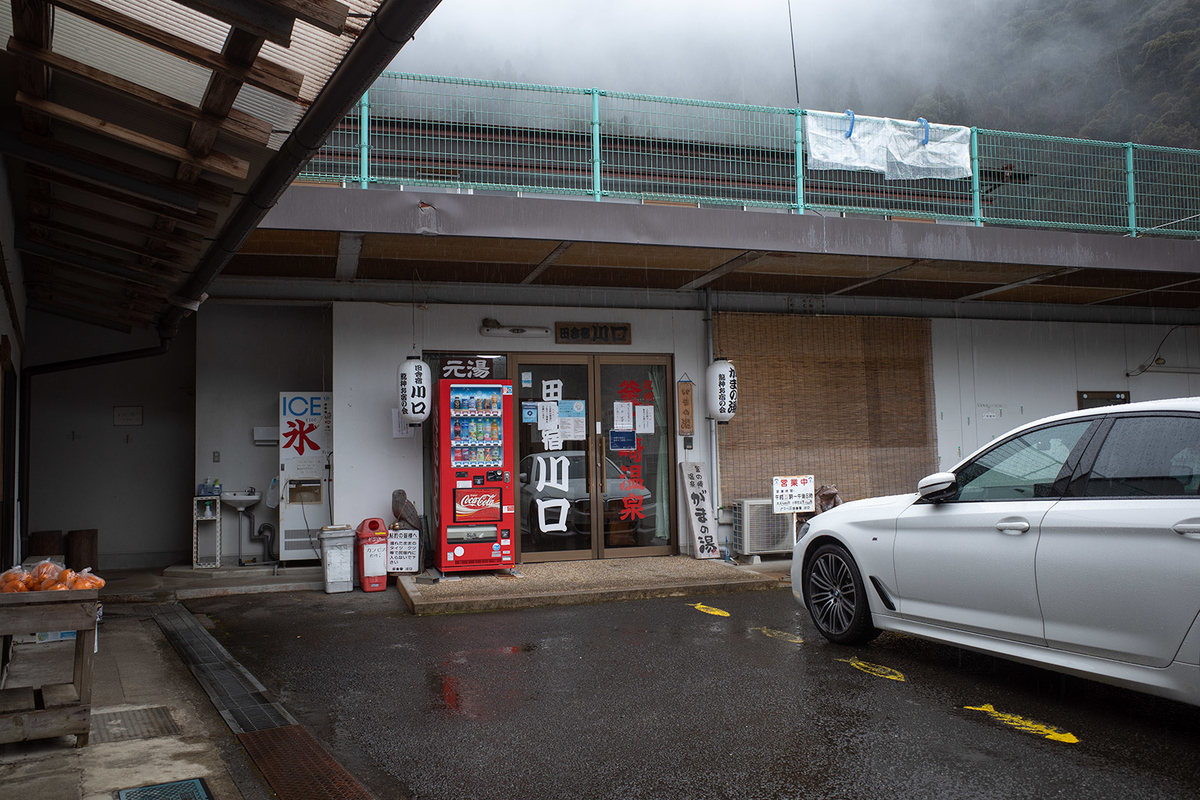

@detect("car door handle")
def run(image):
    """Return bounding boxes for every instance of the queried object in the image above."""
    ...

[1173,523,1200,540]
[996,520,1030,534]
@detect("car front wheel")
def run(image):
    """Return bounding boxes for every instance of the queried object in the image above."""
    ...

[803,543,879,645]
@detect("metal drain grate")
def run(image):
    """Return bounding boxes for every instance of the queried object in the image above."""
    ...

[148,603,295,733]
[91,706,180,744]
[238,725,374,800]
[115,777,214,800]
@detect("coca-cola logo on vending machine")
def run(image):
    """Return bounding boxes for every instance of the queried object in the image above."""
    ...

[454,488,502,523]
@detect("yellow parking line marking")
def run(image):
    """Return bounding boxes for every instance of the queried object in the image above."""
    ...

[836,657,906,681]
[964,703,1079,743]
[752,626,803,643]
[687,602,730,617]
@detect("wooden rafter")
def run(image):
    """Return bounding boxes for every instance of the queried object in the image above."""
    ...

[7,38,274,146]
[39,200,205,248]
[10,0,52,135]
[15,92,250,180]
[24,255,173,298]
[27,165,220,232]
[28,260,167,306]
[45,0,305,101]
[29,217,192,269]
[171,0,296,48]
[23,232,183,283]
[27,299,135,333]
[21,133,235,208]
[28,282,160,324]
[269,0,351,35]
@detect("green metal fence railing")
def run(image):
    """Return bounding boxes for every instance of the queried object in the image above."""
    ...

[298,72,1200,239]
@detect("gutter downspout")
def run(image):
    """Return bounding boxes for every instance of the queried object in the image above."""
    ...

[18,0,442,547]
[704,288,723,550]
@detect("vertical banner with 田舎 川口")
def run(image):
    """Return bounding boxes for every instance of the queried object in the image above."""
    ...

[679,462,719,558]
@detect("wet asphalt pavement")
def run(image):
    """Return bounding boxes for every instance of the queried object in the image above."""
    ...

[188,589,1200,800]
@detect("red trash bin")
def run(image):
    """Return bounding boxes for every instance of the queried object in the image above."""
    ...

[355,517,388,592]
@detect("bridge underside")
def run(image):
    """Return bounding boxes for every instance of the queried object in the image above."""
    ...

[217,185,1200,325]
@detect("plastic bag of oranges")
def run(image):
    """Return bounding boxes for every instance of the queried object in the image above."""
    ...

[69,568,106,590]
[30,560,61,584]
[1,565,33,593]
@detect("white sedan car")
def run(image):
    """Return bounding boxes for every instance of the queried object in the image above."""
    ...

[792,397,1200,706]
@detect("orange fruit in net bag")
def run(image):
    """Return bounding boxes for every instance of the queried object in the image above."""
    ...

[44,582,70,591]
[2,580,27,592]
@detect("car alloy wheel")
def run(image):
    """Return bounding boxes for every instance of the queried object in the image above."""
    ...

[804,543,878,645]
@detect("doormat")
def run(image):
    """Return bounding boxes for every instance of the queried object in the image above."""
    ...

[115,778,214,800]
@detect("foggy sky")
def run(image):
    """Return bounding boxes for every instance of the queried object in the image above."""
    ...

[389,0,1003,121]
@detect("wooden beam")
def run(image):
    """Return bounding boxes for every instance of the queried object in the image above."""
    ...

[25,166,219,232]
[41,200,206,248]
[23,255,172,298]
[266,0,350,35]
[15,92,250,180]
[520,241,573,285]
[28,264,166,310]
[0,129,202,212]
[46,0,305,101]
[28,282,160,324]
[677,250,769,291]
[20,132,234,208]
[27,300,136,333]
[29,218,191,270]
[169,0,295,48]
[11,0,53,134]
[176,28,263,184]
[334,232,364,280]
[19,233,182,285]
[6,38,274,146]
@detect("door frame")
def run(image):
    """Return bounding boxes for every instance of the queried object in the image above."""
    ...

[511,353,677,564]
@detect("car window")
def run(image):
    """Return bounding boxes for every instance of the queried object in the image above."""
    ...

[954,420,1093,502]
[1081,415,1200,497]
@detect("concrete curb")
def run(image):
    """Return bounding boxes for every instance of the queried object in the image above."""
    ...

[397,572,781,615]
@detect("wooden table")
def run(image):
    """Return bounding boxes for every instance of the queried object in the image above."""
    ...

[0,589,99,747]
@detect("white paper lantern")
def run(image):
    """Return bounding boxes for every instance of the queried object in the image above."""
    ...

[397,357,431,424]
[706,358,738,423]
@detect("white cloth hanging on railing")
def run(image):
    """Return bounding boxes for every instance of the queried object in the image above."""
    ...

[805,110,972,180]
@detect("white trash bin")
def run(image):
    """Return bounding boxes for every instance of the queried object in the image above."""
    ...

[318,525,354,593]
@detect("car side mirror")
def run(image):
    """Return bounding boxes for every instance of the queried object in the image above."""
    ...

[917,472,957,503]
[519,472,528,484]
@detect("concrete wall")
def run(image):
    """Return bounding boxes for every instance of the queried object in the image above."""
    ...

[195,304,331,564]
[331,302,710,550]
[932,319,1200,469]
[26,311,196,569]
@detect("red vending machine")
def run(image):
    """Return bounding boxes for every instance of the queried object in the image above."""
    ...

[430,379,516,572]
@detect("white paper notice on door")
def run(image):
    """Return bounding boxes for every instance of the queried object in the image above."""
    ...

[537,401,559,430]
[613,401,633,431]
[559,400,587,440]
[635,405,655,434]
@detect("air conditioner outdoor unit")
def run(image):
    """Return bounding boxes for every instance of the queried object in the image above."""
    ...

[732,498,796,555]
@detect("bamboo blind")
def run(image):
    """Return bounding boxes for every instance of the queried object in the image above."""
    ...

[714,313,937,505]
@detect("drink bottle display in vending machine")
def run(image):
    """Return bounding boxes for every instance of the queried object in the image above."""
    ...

[431,381,515,572]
